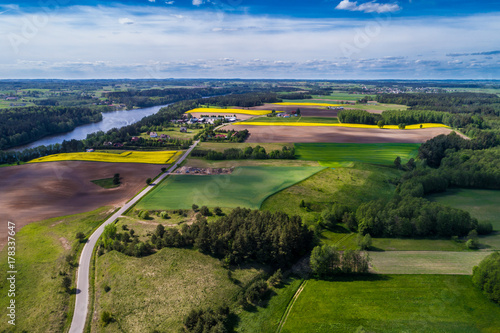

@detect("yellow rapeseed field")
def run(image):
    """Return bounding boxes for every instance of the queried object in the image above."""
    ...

[29,150,182,164]
[272,102,342,107]
[186,108,276,116]
[233,122,449,129]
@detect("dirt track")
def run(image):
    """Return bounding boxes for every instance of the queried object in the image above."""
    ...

[226,124,459,143]
[0,161,163,250]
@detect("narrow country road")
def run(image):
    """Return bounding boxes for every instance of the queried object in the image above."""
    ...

[68,141,199,333]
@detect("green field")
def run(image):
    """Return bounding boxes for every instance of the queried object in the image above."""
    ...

[262,164,401,221]
[91,177,120,189]
[282,275,500,333]
[137,166,325,210]
[245,116,339,124]
[313,92,375,101]
[0,207,112,332]
[295,143,420,167]
[93,248,263,332]
[343,103,409,111]
[236,278,303,333]
[369,251,491,275]
[427,188,500,250]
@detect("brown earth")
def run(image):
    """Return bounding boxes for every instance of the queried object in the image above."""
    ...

[225,124,461,143]
[0,161,163,250]
[235,104,339,117]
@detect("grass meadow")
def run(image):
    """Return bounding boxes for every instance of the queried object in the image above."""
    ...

[294,142,420,167]
[0,207,112,332]
[369,251,491,275]
[29,150,182,164]
[281,275,500,333]
[427,188,500,250]
[262,164,401,221]
[137,166,325,210]
[93,248,263,333]
[245,116,339,124]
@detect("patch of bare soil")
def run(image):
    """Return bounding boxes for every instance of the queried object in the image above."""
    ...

[0,161,163,250]
[225,124,459,144]
[173,166,233,175]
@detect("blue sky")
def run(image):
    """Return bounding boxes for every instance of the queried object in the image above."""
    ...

[0,0,499,79]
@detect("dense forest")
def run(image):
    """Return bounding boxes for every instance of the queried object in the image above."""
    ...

[0,106,107,150]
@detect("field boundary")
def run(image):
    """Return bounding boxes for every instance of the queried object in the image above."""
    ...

[276,279,308,333]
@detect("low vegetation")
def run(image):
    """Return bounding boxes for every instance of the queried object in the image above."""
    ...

[137,166,325,210]
[472,252,500,304]
[192,145,295,160]
[282,275,500,332]
[187,107,274,116]
[0,207,111,332]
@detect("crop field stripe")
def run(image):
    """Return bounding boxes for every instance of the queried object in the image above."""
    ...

[137,166,326,210]
[28,150,181,164]
[186,108,278,116]
[233,122,448,129]
[294,143,420,167]
[273,102,342,107]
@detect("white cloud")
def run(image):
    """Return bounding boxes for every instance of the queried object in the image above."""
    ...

[192,0,204,6]
[118,17,135,25]
[148,0,156,2]
[165,1,175,4]
[336,0,401,14]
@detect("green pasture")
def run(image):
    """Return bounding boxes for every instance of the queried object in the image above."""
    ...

[137,166,325,210]
[246,116,339,124]
[295,143,420,167]
[282,275,500,333]
[428,188,500,250]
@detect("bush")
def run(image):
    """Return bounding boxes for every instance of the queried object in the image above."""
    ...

[159,211,169,219]
[472,252,500,304]
[357,233,372,250]
[200,206,210,216]
[76,231,85,242]
[310,245,370,277]
[101,311,113,327]
[104,285,111,292]
[192,204,199,211]
[245,279,269,305]
[477,222,493,235]
[268,269,283,287]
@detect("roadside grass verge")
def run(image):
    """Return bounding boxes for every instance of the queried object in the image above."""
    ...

[92,248,263,332]
[0,207,112,332]
[282,275,500,333]
[295,142,420,167]
[28,150,182,165]
[369,251,492,275]
[136,166,325,210]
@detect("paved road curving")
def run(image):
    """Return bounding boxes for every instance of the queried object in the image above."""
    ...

[69,141,199,333]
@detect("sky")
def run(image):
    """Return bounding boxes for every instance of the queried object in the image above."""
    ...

[0,0,499,79]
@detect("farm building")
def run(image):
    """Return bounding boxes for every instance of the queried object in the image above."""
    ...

[150,132,158,138]
[86,149,95,152]
[131,136,140,142]
[160,134,169,139]
[180,127,187,133]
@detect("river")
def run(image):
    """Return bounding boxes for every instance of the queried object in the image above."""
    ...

[11,104,169,151]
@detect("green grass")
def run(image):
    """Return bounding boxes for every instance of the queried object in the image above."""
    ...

[0,207,112,332]
[282,275,500,333]
[92,248,263,332]
[246,116,339,124]
[313,92,375,101]
[261,164,401,221]
[236,277,303,333]
[369,251,492,275]
[343,103,408,111]
[427,188,500,250]
[137,166,325,210]
[91,178,120,189]
[371,237,466,251]
[295,143,420,167]
[197,142,290,152]
[185,157,320,168]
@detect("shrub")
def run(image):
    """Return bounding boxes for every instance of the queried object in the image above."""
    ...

[101,311,113,327]
[200,206,210,216]
[472,252,500,304]
[477,222,493,235]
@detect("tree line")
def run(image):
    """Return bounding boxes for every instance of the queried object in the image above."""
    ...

[191,146,295,160]
[0,105,108,150]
